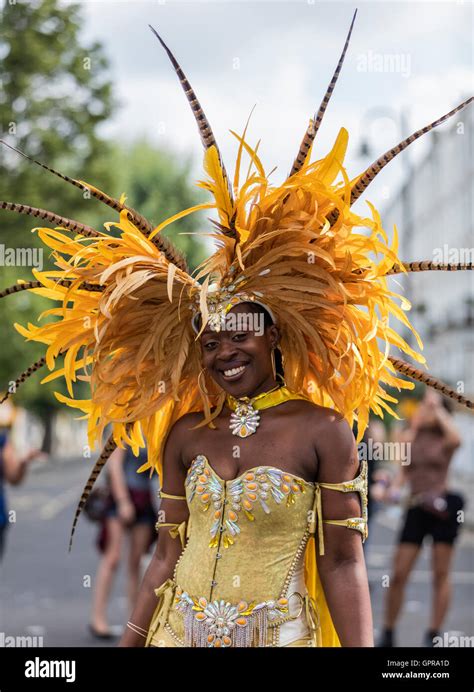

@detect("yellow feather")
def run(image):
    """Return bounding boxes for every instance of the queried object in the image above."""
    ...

[40,356,94,384]
[167,263,177,302]
[148,202,215,240]
[198,145,234,226]
[315,128,349,186]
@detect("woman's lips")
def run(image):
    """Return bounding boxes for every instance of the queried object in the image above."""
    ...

[219,363,248,382]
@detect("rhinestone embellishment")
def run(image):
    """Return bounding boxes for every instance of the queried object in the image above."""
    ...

[174,587,291,648]
[229,401,261,437]
[185,455,306,549]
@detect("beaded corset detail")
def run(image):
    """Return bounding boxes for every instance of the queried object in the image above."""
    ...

[147,454,368,648]
[185,454,309,548]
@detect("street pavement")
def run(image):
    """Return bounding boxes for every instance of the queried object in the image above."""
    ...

[0,458,472,647]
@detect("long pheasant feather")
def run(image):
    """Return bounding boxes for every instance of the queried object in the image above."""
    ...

[1,356,47,404]
[328,96,473,224]
[0,279,103,299]
[387,260,473,274]
[0,140,188,270]
[148,25,235,235]
[289,9,357,176]
[0,201,100,238]
[389,357,473,409]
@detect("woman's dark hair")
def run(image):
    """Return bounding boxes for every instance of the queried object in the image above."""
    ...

[258,305,285,382]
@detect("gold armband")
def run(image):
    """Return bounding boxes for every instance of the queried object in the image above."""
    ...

[154,520,188,548]
[159,491,186,501]
[309,459,368,556]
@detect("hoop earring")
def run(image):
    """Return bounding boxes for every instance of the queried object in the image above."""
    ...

[271,348,277,381]
[198,367,210,396]
[275,347,286,387]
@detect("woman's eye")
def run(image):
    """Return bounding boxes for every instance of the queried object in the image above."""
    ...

[204,342,217,350]
[233,333,247,341]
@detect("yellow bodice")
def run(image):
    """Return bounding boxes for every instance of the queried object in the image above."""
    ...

[146,454,368,648]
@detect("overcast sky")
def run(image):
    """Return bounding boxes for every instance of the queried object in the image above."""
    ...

[78,0,473,217]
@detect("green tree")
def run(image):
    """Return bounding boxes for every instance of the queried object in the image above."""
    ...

[0,0,116,446]
[0,1,210,449]
[111,138,209,269]
[1,0,116,229]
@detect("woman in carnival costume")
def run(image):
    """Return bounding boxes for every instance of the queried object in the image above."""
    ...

[0,11,472,647]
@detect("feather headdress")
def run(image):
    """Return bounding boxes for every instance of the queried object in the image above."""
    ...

[1,11,473,562]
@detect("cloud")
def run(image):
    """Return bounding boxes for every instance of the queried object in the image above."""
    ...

[81,0,472,211]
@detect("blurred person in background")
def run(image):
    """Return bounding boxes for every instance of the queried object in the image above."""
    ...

[89,444,158,639]
[376,389,463,647]
[0,402,45,561]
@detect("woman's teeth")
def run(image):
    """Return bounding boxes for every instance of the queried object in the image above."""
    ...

[222,365,246,378]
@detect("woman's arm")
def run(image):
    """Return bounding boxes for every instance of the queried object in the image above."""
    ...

[107,447,135,525]
[435,404,461,449]
[107,447,128,501]
[118,416,190,647]
[3,441,41,485]
[314,413,374,647]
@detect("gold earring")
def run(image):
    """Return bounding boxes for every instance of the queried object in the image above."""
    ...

[271,348,277,380]
[198,367,210,396]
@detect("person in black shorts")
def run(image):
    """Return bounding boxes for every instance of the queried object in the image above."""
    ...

[399,492,464,546]
[377,389,464,647]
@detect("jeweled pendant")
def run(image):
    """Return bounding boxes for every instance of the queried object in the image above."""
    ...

[229,402,260,437]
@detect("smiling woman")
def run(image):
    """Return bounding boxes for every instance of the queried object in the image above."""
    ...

[1,8,473,649]
[135,297,373,648]
[199,302,281,389]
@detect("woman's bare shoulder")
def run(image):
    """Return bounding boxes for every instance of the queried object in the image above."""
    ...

[166,410,204,441]
[297,399,346,428]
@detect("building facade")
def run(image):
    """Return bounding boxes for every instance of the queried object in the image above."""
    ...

[382,103,473,473]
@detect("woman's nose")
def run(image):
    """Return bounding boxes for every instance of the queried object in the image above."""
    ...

[215,338,238,360]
